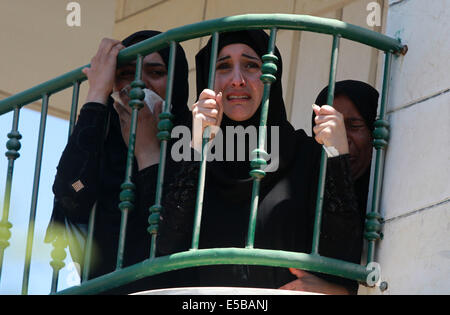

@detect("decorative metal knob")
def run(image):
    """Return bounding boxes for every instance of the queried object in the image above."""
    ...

[128,80,145,110]
[157,112,174,141]
[50,233,67,272]
[250,148,269,179]
[148,204,162,235]
[5,131,22,160]
[260,54,278,84]
[364,212,383,241]
[0,221,12,250]
[373,119,389,150]
[119,181,136,212]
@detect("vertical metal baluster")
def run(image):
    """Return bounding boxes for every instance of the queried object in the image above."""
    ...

[49,82,81,293]
[49,232,66,293]
[22,94,49,295]
[81,202,97,282]
[116,55,145,270]
[311,34,341,255]
[365,52,392,264]
[148,41,177,258]
[68,81,80,137]
[0,107,22,281]
[191,32,219,250]
[246,28,278,249]
[81,89,111,281]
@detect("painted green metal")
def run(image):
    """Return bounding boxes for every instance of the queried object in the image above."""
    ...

[365,53,392,263]
[191,32,219,250]
[311,35,341,255]
[246,28,278,249]
[207,32,220,90]
[0,107,21,280]
[68,82,80,137]
[22,94,49,295]
[149,41,177,259]
[54,247,371,295]
[49,81,81,292]
[0,14,406,294]
[49,232,67,293]
[116,55,145,270]
[81,202,97,282]
[0,14,405,116]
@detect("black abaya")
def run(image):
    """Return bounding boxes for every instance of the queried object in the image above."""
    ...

[137,30,364,292]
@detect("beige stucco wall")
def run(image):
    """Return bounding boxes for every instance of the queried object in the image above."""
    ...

[112,0,383,133]
[358,0,450,295]
[0,0,115,119]
[114,0,450,295]
[0,0,383,127]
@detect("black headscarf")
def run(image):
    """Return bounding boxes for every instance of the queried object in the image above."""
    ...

[119,30,191,128]
[47,30,191,280]
[98,30,191,225]
[156,31,364,290]
[195,30,296,186]
[312,80,379,222]
[313,80,379,132]
[98,29,191,259]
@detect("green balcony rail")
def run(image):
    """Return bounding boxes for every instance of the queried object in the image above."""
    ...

[0,14,406,295]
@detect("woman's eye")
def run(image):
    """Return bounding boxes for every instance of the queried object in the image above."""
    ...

[349,123,365,130]
[216,62,231,70]
[149,70,167,77]
[119,71,135,78]
[245,62,260,69]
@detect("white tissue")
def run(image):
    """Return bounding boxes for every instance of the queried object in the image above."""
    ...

[110,90,124,107]
[323,145,339,158]
[111,88,165,114]
[143,88,163,114]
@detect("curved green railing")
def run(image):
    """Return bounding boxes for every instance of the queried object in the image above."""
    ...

[0,14,406,295]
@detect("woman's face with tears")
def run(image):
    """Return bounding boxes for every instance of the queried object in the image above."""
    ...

[214,44,264,122]
[114,52,168,100]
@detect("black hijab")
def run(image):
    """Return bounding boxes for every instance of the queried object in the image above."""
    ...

[195,30,297,189]
[119,30,191,128]
[313,80,379,132]
[157,32,364,290]
[97,30,191,219]
[92,30,191,277]
[313,80,379,219]
[45,30,191,288]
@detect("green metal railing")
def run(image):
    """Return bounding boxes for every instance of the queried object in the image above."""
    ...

[0,14,406,295]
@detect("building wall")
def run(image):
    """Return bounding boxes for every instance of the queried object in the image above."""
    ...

[115,0,450,294]
[358,0,450,294]
[113,0,383,134]
[4,0,447,294]
[0,0,116,119]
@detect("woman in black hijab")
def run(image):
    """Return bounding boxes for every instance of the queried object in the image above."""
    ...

[45,30,191,283]
[134,30,364,294]
[314,80,379,226]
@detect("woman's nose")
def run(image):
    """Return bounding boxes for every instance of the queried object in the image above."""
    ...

[346,133,355,153]
[144,80,153,91]
[141,75,154,90]
[230,68,246,88]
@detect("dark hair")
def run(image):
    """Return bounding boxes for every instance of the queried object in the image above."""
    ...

[314,80,379,132]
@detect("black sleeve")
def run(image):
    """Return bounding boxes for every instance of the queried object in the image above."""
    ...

[48,102,109,229]
[311,154,364,294]
[155,161,199,256]
[135,163,160,214]
[321,154,363,261]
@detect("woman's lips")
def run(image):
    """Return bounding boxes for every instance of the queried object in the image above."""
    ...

[226,94,251,102]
